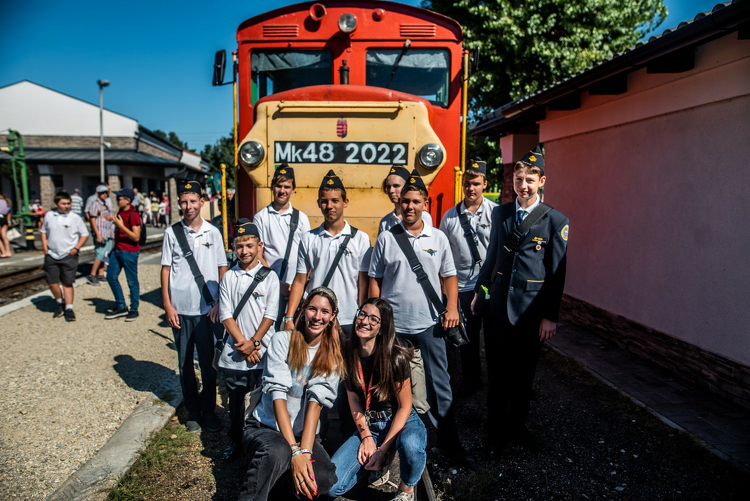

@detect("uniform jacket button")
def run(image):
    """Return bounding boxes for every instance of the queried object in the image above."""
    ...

[509,286,514,291]
[514,252,519,256]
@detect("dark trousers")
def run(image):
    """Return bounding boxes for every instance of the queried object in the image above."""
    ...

[107,249,139,311]
[173,314,217,419]
[484,316,543,435]
[458,290,483,385]
[398,325,459,444]
[224,368,262,446]
[239,418,337,501]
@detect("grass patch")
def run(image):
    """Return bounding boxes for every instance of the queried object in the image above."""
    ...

[107,421,198,501]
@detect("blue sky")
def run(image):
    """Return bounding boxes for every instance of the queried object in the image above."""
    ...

[0,0,718,153]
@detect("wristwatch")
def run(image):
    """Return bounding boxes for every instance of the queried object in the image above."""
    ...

[250,337,261,348]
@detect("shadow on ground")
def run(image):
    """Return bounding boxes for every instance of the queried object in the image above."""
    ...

[113,354,177,396]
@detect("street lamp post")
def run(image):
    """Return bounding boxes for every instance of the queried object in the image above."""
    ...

[97,79,110,183]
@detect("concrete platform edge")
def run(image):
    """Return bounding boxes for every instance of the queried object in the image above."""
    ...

[46,375,183,501]
[546,343,750,474]
[0,276,88,318]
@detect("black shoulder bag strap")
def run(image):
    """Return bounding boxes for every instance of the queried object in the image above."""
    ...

[456,202,482,265]
[278,208,300,281]
[321,227,358,288]
[490,203,553,283]
[220,266,272,344]
[390,225,445,316]
[171,222,216,306]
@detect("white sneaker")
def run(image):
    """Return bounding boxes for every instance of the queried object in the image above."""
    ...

[391,488,416,501]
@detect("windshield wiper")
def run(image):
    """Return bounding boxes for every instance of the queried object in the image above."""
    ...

[385,40,411,89]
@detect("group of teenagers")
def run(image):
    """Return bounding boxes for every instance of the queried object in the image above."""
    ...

[160,145,569,501]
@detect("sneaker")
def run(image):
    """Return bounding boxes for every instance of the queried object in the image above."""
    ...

[391,488,416,501]
[185,420,201,433]
[105,308,129,319]
[86,275,100,286]
[204,412,222,433]
[64,309,76,322]
[53,303,64,318]
[125,310,139,322]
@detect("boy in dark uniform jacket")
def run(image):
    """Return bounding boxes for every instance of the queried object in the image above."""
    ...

[472,146,568,455]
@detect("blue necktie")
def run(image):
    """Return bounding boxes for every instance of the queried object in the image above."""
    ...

[516,210,527,228]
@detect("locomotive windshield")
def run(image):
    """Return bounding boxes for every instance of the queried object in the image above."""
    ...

[366,49,450,106]
[251,50,333,101]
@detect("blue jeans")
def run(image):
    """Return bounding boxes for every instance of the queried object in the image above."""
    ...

[107,249,139,311]
[328,409,427,497]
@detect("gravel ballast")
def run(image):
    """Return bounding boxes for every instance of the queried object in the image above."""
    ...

[0,257,178,500]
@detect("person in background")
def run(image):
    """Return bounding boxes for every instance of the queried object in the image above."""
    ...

[151,197,160,228]
[40,191,89,321]
[30,199,45,229]
[328,298,427,501]
[104,188,142,322]
[238,287,342,501]
[70,189,84,219]
[227,188,236,219]
[0,193,13,258]
[439,158,498,397]
[133,188,145,219]
[159,195,168,227]
[87,185,115,286]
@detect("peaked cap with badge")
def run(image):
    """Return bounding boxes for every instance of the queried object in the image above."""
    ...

[320,169,345,191]
[466,157,487,176]
[273,162,295,181]
[404,169,427,191]
[519,146,545,173]
[234,218,260,238]
[178,180,203,196]
[387,165,410,182]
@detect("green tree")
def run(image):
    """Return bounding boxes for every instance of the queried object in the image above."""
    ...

[423,0,667,187]
[152,130,195,152]
[201,128,236,188]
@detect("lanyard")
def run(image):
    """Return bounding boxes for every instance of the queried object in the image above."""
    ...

[357,350,379,416]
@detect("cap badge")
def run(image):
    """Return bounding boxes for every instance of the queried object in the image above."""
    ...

[472,163,478,168]
[185,183,192,189]
[238,227,245,234]
[409,177,415,183]
[528,155,536,162]
[279,169,287,174]
[390,168,396,173]
[327,179,334,185]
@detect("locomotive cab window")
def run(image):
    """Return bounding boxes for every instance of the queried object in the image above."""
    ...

[366,49,450,106]
[251,50,332,101]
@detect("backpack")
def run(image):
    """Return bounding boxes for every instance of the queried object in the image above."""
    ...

[128,211,147,246]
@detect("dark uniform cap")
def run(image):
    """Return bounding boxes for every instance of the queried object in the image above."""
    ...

[466,157,487,176]
[320,169,345,191]
[177,180,203,195]
[405,169,427,191]
[234,218,260,238]
[273,162,295,181]
[520,146,545,173]
[387,165,410,182]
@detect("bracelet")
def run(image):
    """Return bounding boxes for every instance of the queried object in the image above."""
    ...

[360,435,373,443]
[283,316,294,322]
[291,449,304,458]
[299,449,313,455]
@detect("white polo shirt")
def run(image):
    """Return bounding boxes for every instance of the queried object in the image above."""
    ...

[297,222,371,326]
[218,261,280,371]
[369,220,456,334]
[378,210,433,234]
[40,210,89,260]
[440,196,498,292]
[253,203,311,284]
[161,218,227,316]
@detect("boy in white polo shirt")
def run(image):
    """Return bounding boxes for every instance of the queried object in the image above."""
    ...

[439,158,498,396]
[369,170,474,467]
[253,163,310,329]
[41,191,89,321]
[218,219,279,460]
[161,180,227,433]
[284,169,370,336]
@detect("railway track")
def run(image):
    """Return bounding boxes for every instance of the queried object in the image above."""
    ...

[0,240,164,301]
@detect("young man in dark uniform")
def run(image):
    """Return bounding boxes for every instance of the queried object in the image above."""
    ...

[472,146,569,455]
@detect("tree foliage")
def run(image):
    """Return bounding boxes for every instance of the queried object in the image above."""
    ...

[152,129,195,152]
[201,128,236,188]
[423,0,667,187]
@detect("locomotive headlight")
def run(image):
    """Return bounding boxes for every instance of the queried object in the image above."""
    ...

[338,13,357,33]
[417,143,444,169]
[239,141,265,168]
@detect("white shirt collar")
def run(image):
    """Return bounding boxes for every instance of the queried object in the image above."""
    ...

[268,202,294,216]
[234,260,262,276]
[460,196,487,216]
[321,221,352,238]
[515,194,541,214]
[181,217,209,234]
[398,218,432,238]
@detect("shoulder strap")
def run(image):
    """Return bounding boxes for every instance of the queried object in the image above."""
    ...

[279,208,300,280]
[490,203,553,283]
[456,202,482,265]
[389,225,445,315]
[171,222,216,306]
[232,266,272,320]
[321,227,358,288]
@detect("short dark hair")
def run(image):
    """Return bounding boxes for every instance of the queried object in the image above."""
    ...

[271,174,296,190]
[54,191,71,204]
[463,169,487,182]
[400,184,428,201]
[318,186,347,200]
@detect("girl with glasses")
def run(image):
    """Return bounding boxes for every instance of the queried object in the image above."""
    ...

[239,287,343,501]
[328,298,427,501]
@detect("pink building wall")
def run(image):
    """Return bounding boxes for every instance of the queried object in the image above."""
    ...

[539,33,750,366]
